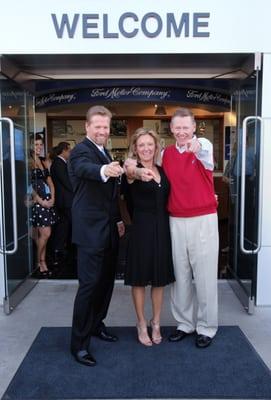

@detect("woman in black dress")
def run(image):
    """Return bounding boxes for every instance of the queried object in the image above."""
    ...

[30,135,57,277]
[124,128,174,346]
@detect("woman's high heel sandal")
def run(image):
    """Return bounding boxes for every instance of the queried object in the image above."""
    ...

[150,319,162,344]
[136,322,152,346]
[39,260,52,277]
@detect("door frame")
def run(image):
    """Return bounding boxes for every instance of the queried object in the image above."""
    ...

[226,63,263,313]
[0,76,38,314]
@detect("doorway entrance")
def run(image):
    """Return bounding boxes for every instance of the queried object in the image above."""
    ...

[0,52,264,313]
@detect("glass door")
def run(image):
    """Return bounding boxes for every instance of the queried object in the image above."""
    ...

[227,66,263,313]
[0,76,37,314]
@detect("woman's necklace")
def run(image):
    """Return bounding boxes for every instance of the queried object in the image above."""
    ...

[151,165,161,186]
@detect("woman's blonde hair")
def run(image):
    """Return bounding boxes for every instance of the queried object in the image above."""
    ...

[29,135,44,169]
[128,127,161,165]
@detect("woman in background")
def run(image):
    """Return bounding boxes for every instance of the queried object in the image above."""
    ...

[124,128,175,346]
[30,135,57,277]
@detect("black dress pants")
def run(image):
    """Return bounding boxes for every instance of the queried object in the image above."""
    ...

[53,207,72,252]
[70,245,117,354]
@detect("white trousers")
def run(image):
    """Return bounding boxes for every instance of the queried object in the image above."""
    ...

[169,213,219,338]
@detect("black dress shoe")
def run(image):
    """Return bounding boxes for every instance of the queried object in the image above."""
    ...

[196,334,212,348]
[73,350,96,366]
[168,329,190,342]
[95,329,118,342]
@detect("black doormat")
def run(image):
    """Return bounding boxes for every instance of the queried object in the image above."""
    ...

[2,326,271,399]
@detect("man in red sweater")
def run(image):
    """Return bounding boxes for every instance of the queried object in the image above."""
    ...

[162,108,218,348]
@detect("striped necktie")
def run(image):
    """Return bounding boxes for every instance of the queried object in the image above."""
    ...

[101,147,111,162]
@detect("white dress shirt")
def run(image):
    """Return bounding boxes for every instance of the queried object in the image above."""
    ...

[57,155,67,163]
[86,136,109,182]
[175,136,214,171]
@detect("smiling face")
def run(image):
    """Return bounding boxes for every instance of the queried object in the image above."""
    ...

[85,114,111,146]
[135,134,156,164]
[170,115,196,147]
[34,139,43,157]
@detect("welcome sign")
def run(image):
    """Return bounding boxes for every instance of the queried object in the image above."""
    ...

[51,12,210,39]
[0,0,270,53]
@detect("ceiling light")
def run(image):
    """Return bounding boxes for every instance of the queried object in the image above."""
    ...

[154,105,167,116]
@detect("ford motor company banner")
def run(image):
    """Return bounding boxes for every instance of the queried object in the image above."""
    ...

[35,86,230,109]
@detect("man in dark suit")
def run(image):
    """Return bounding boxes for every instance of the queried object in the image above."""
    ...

[50,142,74,270]
[68,105,125,366]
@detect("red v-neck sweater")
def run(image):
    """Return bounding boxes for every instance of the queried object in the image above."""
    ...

[162,145,217,217]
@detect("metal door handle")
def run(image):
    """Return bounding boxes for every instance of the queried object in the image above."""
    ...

[240,116,263,255]
[0,117,18,254]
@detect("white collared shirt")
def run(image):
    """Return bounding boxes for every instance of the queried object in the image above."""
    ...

[85,138,123,226]
[175,136,214,171]
[57,155,67,163]
[86,136,109,182]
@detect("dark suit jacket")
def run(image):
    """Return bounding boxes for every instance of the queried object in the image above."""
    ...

[68,138,120,248]
[50,156,73,209]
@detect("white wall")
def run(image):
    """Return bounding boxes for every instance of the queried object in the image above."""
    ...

[35,113,47,132]
[256,53,271,305]
[0,191,6,304]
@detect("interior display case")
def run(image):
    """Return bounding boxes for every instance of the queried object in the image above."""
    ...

[111,119,127,136]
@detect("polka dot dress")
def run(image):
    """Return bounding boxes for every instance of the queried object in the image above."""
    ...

[30,167,58,228]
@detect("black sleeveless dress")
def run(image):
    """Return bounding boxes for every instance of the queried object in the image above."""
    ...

[30,166,58,227]
[124,166,175,287]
